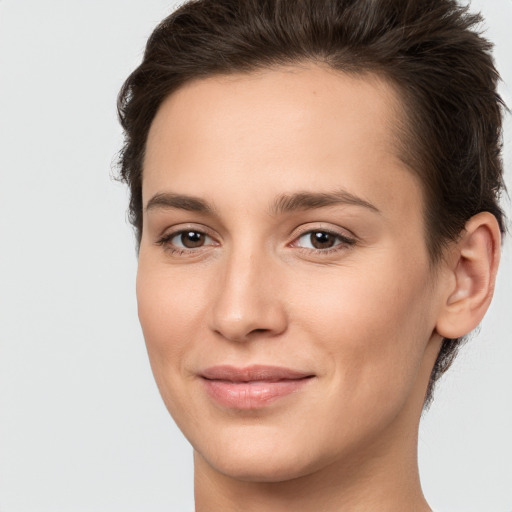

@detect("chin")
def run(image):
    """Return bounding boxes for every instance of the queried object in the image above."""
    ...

[192,422,335,483]
[201,448,317,483]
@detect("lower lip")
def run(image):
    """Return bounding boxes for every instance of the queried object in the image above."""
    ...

[202,377,313,409]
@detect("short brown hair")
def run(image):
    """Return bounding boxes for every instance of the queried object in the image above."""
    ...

[117,0,506,404]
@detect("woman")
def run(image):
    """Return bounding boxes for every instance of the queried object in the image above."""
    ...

[117,0,505,510]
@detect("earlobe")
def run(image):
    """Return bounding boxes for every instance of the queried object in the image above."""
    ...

[436,212,501,339]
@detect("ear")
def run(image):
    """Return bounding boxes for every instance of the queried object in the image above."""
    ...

[435,212,501,339]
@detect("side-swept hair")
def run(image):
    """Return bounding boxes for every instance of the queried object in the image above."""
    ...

[117,0,506,404]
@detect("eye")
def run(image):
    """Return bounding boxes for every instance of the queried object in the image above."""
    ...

[156,229,216,252]
[294,230,355,251]
[171,230,211,249]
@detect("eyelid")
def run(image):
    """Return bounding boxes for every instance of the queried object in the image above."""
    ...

[156,223,218,239]
[154,222,356,255]
[290,223,356,242]
[289,224,357,253]
[155,224,220,252]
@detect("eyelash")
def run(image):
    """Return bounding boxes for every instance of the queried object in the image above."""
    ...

[292,229,356,254]
[155,229,217,256]
[155,228,356,256]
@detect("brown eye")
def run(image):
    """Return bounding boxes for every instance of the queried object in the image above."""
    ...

[294,230,355,252]
[156,229,216,253]
[309,231,337,249]
[177,231,206,248]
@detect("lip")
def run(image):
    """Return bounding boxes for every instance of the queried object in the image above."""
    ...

[199,365,315,410]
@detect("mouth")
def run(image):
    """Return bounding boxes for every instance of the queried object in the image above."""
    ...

[199,365,315,410]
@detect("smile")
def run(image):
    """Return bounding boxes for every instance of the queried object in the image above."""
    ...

[200,365,315,410]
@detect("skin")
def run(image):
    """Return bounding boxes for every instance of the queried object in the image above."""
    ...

[137,64,500,511]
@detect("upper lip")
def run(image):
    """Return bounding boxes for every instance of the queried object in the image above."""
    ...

[200,365,314,382]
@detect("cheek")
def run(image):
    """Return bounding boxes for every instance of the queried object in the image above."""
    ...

[290,251,435,404]
[135,259,217,434]
[136,259,207,381]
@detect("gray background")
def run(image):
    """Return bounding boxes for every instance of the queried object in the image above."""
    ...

[0,1,510,511]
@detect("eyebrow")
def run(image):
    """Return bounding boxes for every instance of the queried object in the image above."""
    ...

[145,192,215,214]
[271,190,381,215]
[145,189,381,216]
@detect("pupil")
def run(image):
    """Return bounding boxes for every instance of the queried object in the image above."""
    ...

[182,231,204,248]
[311,231,334,249]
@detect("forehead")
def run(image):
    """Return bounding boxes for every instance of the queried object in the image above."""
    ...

[143,64,421,219]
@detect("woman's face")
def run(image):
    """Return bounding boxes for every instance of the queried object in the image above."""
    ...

[138,65,446,482]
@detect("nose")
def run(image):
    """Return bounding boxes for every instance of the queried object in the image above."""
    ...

[207,248,288,342]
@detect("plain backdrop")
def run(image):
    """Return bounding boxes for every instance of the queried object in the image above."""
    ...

[0,1,510,511]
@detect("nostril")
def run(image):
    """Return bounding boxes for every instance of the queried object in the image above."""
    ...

[213,327,267,342]
[251,328,269,335]
[212,325,280,343]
